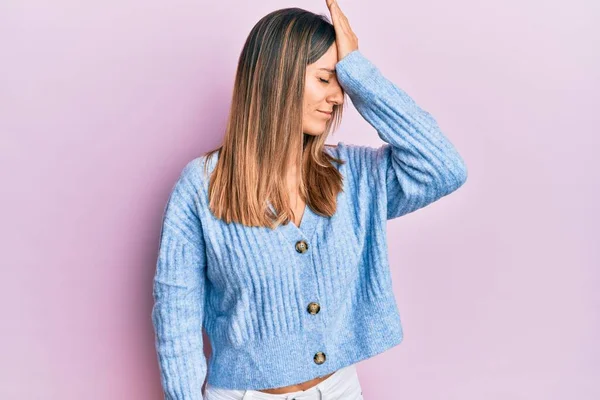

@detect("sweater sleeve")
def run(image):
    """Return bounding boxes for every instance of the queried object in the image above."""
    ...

[334,50,468,220]
[151,160,208,400]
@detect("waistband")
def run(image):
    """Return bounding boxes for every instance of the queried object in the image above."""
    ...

[207,363,358,400]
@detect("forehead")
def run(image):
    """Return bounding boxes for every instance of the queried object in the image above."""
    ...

[307,45,338,73]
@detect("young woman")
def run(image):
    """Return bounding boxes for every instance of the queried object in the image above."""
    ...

[151,1,468,399]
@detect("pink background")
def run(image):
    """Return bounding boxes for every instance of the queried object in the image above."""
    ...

[2,0,598,399]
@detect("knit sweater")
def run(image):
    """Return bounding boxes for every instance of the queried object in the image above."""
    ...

[151,49,468,399]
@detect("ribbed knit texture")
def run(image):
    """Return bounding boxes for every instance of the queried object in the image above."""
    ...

[151,49,468,399]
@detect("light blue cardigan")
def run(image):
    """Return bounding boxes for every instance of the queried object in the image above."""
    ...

[152,49,468,398]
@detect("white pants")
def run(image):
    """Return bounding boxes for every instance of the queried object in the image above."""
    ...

[204,364,364,400]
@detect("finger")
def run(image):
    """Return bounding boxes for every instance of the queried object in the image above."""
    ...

[330,1,348,29]
[332,1,354,33]
[328,0,341,25]
[331,0,344,16]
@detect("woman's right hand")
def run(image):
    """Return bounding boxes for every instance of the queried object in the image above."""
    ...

[326,0,360,62]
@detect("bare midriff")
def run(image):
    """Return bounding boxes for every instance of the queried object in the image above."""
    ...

[256,370,337,394]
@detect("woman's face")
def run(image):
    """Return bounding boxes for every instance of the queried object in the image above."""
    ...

[302,43,344,136]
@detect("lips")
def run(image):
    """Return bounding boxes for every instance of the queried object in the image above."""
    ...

[318,110,333,117]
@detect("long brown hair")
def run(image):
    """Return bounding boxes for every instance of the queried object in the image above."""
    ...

[203,7,346,229]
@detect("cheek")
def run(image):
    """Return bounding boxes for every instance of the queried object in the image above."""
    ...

[303,82,325,110]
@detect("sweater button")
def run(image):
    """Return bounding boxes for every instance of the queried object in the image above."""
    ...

[295,240,309,253]
[307,302,320,315]
[313,351,326,364]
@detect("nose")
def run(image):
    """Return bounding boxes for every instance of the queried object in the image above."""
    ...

[327,83,344,107]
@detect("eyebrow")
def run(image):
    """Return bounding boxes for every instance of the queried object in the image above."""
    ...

[318,68,336,74]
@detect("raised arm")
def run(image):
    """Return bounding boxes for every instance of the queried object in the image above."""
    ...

[151,159,208,399]
[325,0,467,219]
[335,50,468,219]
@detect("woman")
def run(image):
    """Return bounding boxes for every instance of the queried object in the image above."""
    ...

[151,1,468,399]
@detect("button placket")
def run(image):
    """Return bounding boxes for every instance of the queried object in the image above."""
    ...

[288,229,328,372]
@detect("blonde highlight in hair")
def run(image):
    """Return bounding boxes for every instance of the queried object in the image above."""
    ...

[203,7,346,229]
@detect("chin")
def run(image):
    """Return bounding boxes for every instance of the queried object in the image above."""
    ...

[303,124,328,136]
[304,131,324,137]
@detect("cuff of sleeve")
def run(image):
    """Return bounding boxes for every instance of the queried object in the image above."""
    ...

[335,49,380,98]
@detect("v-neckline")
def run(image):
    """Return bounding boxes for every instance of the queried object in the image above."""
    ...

[291,200,307,229]
[267,200,319,242]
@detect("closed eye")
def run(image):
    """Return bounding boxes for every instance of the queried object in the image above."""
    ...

[319,78,330,84]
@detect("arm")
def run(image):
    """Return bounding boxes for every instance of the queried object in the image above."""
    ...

[335,50,468,220]
[151,160,208,399]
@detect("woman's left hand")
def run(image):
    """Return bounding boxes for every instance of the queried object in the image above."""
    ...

[325,0,359,62]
